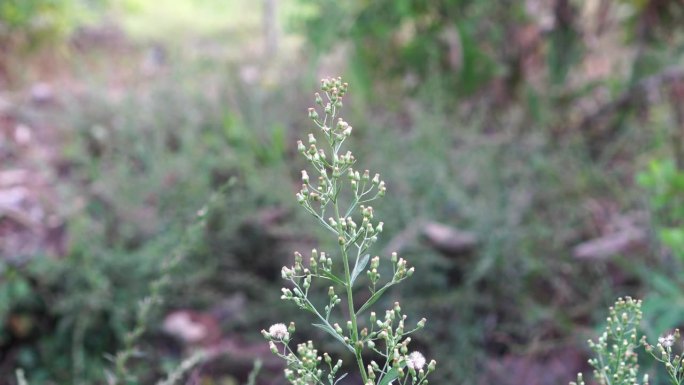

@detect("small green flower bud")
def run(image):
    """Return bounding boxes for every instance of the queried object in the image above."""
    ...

[310,108,322,122]
[371,256,380,269]
[368,340,375,349]
[315,93,323,105]
[417,318,427,328]
[362,170,370,181]
[269,341,278,354]
[297,140,305,153]
[336,119,347,129]
[391,252,398,263]
[370,361,380,371]
[281,267,291,279]
[288,322,296,333]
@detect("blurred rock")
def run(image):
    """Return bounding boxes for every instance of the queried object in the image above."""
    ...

[573,226,647,260]
[0,169,29,187]
[421,221,478,257]
[13,124,32,146]
[163,310,221,347]
[30,83,54,105]
[573,208,648,260]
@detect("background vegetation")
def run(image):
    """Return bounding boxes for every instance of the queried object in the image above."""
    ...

[1,0,684,384]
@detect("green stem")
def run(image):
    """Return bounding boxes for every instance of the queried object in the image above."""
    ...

[342,245,368,383]
[334,186,368,384]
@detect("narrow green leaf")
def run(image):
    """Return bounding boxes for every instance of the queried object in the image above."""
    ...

[378,367,401,385]
[320,270,346,286]
[350,254,370,286]
[356,282,394,316]
[312,323,355,352]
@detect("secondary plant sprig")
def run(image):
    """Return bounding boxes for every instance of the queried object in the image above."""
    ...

[571,297,646,385]
[643,329,684,385]
[262,77,436,385]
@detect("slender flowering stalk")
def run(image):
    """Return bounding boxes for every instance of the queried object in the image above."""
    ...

[570,297,648,385]
[262,77,436,385]
[643,329,684,385]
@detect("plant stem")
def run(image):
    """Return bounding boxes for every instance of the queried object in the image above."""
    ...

[343,245,367,383]
[334,202,368,383]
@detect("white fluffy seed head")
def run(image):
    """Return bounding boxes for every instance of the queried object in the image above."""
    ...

[269,323,289,340]
[406,351,426,370]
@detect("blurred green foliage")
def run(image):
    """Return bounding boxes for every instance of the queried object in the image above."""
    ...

[0,62,309,383]
[295,0,507,97]
[0,0,104,47]
[637,159,684,350]
[638,160,684,258]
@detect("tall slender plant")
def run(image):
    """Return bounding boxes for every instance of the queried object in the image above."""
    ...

[262,77,436,385]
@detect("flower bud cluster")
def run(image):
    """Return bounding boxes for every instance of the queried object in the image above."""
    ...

[281,340,341,385]
[580,297,645,385]
[360,302,435,385]
[392,252,415,281]
[643,327,684,385]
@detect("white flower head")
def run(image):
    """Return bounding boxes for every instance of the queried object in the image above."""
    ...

[406,351,426,370]
[659,334,675,348]
[269,323,289,340]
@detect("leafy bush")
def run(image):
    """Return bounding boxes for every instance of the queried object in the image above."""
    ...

[638,160,684,260]
[0,60,306,384]
[0,0,103,46]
